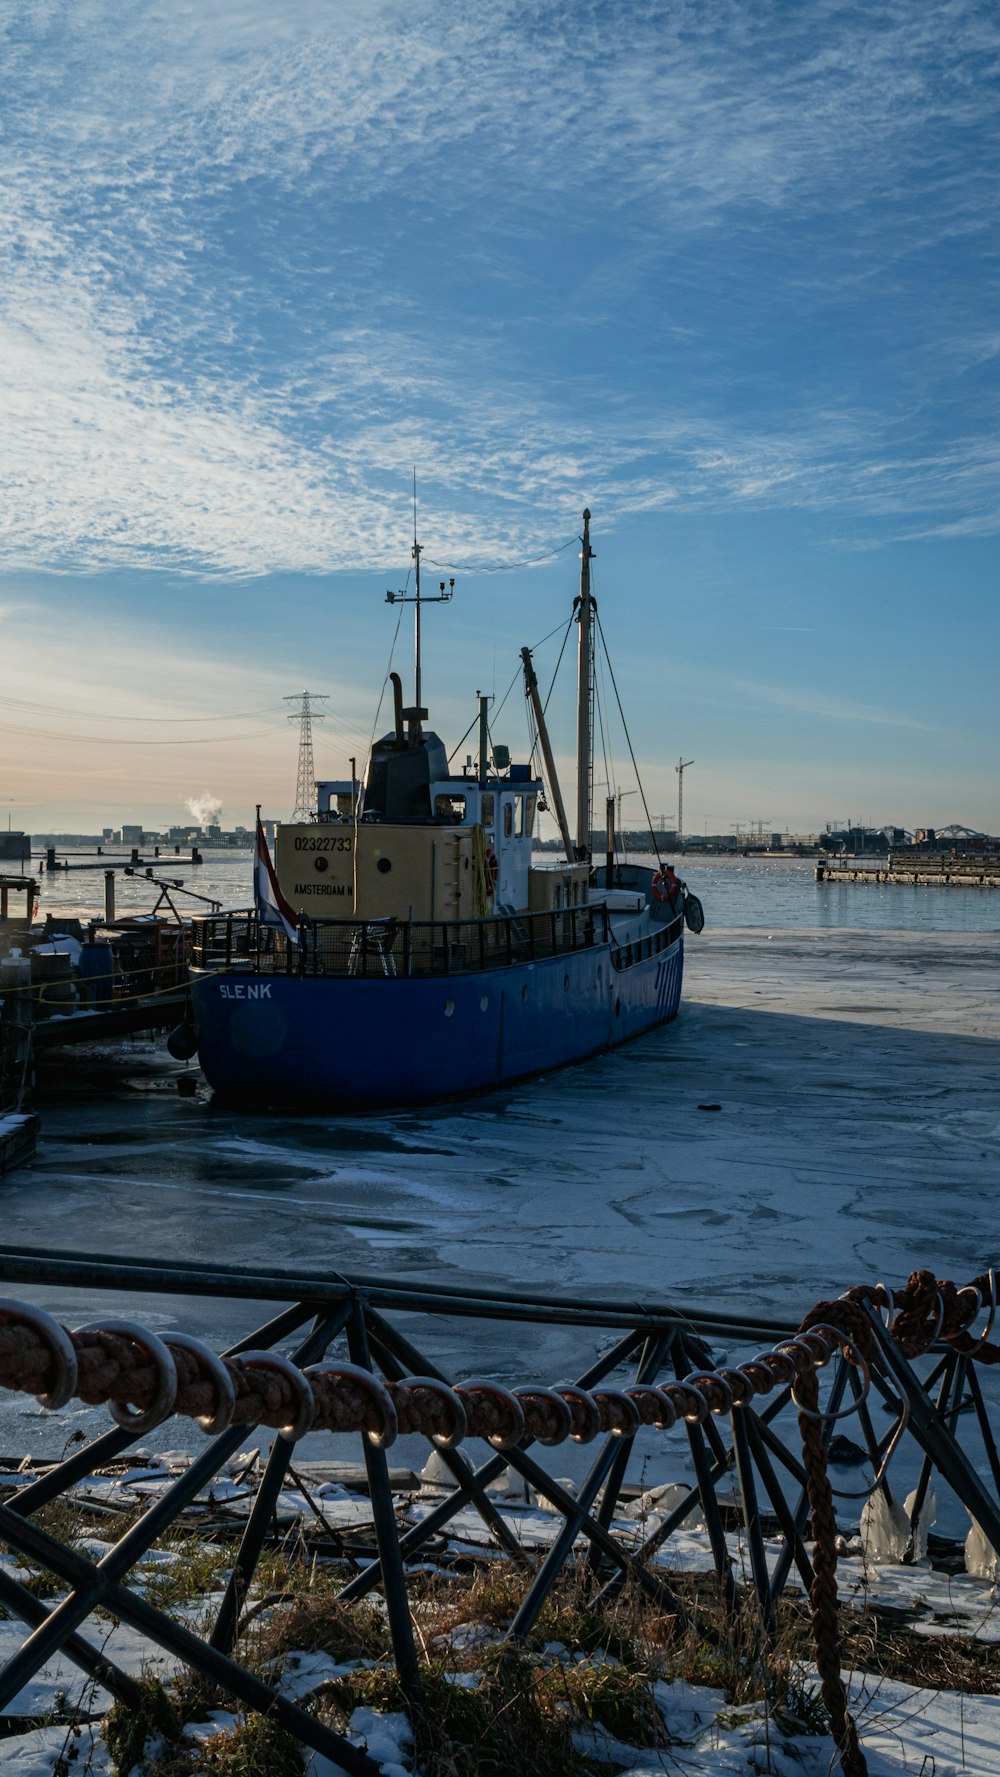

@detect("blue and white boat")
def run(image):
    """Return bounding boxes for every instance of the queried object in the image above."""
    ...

[186,510,703,1108]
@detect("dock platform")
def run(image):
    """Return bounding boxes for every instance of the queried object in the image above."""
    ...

[817,851,1000,886]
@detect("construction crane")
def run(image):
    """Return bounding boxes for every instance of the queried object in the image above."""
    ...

[675,757,694,843]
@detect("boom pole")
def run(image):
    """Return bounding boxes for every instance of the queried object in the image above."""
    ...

[521,648,573,864]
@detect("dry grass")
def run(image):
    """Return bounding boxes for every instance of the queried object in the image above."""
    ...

[5,1490,998,1775]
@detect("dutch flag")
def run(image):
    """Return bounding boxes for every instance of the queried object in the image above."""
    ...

[254,813,299,943]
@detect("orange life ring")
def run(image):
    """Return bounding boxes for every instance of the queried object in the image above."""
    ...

[651,867,679,902]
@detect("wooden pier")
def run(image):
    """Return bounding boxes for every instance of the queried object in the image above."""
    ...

[817,851,1000,886]
[30,989,187,1048]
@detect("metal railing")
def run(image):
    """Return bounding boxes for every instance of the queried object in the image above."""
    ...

[610,913,682,971]
[190,904,616,979]
[0,1248,997,1777]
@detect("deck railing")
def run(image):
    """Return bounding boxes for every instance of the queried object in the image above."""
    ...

[190,904,613,979]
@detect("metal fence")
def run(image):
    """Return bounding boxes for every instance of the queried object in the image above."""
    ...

[0,1247,995,1776]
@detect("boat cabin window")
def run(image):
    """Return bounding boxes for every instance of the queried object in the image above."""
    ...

[525,795,536,836]
[503,801,513,838]
[435,794,467,824]
[481,793,495,830]
[514,796,524,836]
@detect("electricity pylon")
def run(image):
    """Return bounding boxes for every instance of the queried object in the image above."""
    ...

[285,691,328,822]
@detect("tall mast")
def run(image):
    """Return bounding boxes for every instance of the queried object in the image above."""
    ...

[412,475,422,730]
[575,508,595,861]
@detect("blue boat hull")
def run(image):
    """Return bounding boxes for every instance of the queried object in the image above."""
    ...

[189,932,684,1109]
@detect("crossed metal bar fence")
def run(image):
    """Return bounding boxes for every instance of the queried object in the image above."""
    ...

[0,1245,997,1777]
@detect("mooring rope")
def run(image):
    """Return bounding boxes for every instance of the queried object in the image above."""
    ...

[0,1268,996,1777]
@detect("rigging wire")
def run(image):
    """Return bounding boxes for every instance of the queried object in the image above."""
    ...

[446,662,522,764]
[361,587,407,789]
[446,614,574,765]
[540,615,575,720]
[595,625,619,822]
[446,716,479,765]
[484,659,524,727]
[593,665,612,829]
[595,609,662,869]
[424,534,579,574]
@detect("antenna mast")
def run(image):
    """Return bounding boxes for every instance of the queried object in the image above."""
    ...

[285,690,328,822]
[385,475,454,742]
[575,508,595,861]
[675,757,695,843]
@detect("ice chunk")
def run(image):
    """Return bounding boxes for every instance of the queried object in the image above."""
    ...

[420,1449,452,1486]
[625,1481,691,1520]
[902,1486,936,1563]
[485,1465,534,1502]
[860,1489,910,1562]
[535,1477,577,1512]
[965,1513,999,1581]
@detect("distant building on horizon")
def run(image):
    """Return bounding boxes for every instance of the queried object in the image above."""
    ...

[0,830,31,867]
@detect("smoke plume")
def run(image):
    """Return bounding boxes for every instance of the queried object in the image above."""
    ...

[185,792,224,828]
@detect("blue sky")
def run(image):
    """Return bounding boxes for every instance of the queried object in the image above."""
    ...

[2,0,998,835]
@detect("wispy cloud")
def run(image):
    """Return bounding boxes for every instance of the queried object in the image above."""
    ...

[682,665,933,732]
[0,1,998,576]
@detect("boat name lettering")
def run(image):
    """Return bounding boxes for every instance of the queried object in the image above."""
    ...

[219,984,273,1000]
[294,882,349,896]
[293,836,352,852]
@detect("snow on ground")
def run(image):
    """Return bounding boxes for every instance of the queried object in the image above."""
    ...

[609,1674,1000,1777]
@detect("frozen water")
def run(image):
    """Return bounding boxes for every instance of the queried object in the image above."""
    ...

[3,895,999,1538]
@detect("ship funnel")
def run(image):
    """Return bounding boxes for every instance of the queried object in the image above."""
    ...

[390,673,406,749]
